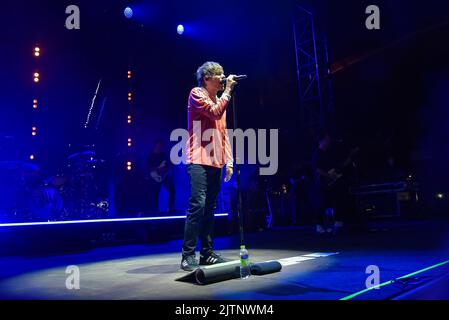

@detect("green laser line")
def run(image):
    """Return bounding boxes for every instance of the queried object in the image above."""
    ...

[340,259,449,300]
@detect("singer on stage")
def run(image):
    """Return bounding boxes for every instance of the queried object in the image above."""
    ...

[181,61,236,271]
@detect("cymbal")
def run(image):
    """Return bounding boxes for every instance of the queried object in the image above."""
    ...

[68,150,96,158]
[0,160,39,172]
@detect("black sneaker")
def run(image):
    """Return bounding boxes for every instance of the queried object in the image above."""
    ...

[199,252,231,265]
[180,255,199,271]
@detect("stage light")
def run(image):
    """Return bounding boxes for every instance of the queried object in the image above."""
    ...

[127,115,132,124]
[128,70,132,79]
[31,126,37,136]
[0,213,229,227]
[29,154,35,160]
[33,72,40,83]
[128,92,133,101]
[33,99,38,109]
[128,138,132,147]
[436,193,444,199]
[34,47,40,57]
[177,24,184,35]
[124,7,133,19]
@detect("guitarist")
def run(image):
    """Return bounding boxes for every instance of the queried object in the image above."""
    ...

[146,139,176,213]
[312,132,356,234]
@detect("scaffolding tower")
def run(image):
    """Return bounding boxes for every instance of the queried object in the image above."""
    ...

[293,5,334,136]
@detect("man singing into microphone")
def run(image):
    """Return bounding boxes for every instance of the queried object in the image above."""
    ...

[181,61,236,271]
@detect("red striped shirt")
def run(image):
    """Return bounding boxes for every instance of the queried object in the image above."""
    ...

[186,87,233,169]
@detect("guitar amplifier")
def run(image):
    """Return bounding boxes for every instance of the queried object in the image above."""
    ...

[350,182,418,218]
[356,192,400,217]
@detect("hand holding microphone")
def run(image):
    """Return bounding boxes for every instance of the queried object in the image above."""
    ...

[221,74,247,91]
[225,75,237,91]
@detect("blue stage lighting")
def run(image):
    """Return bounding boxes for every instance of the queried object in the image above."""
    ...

[177,24,184,35]
[124,7,133,19]
[0,213,229,227]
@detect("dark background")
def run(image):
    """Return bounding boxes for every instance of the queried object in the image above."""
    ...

[1,0,448,215]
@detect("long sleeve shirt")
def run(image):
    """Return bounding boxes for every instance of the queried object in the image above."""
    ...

[185,86,234,169]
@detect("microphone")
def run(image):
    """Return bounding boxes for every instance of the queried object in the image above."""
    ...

[233,75,247,81]
[221,75,247,84]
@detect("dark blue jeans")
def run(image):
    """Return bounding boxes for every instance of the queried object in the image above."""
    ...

[182,164,222,257]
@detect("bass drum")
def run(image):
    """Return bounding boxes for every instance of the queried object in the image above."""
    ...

[30,185,64,221]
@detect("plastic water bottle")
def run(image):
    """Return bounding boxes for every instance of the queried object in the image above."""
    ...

[240,245,251,279]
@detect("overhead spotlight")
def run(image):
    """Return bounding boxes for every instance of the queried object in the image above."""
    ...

[177,24,184,35]
[31,126,37,136]
[126,161,132,171]
[128,92,133,101]
[128,70,132,79]
[34,46,40,57]
[30,154,35,160]
[436,193,444,199]
[33,99,38,109]
[127,115,132,124]
[124,7,133,19]
[33,72,40,83]
[128,138,132,147]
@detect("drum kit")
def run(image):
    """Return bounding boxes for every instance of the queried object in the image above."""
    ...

[0,144,109,222]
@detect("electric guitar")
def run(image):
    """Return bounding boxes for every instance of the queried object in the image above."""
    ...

[326,147,360,187]
[149,160,170,183]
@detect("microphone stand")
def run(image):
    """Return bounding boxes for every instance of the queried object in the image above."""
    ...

[230,88,245,247]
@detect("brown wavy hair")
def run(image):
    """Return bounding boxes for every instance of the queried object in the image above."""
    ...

[196,61,223,87]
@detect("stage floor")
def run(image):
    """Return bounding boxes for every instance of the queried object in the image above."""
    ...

[1,219,449,300]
